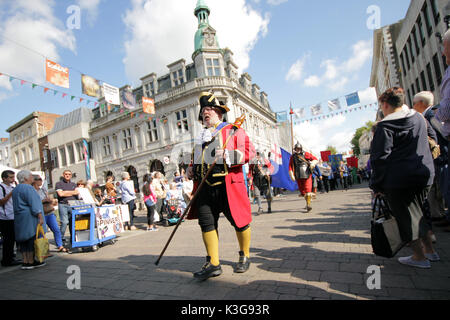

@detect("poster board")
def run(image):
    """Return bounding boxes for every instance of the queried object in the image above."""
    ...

[95,206,124,240]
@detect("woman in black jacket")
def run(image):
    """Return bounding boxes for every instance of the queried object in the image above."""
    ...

[370,87,439,269]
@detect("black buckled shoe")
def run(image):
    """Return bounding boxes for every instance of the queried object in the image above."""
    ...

[235,251,250,273]
[193,257,222,281]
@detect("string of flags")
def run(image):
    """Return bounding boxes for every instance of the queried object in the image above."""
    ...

[275,88,379,125]
[0,71,179,124]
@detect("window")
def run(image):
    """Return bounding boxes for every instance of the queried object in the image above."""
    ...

[400,53,407,76]
[433,53,442,86]
[102,137,111,156]
[28,145,33,161]
[423,2,433,36]
[43,150,48,164]
[404,48,411,70]
[21,148,26,163]
[412,27,420,56]
[148,81,155,96]
[176,109,189,134]
[417,17,426,47]
[146,120,158,143]
[408,38,415,63]
[27,126,32,137]
[67,144,75,164]
[411,83,416,96]
[430,0,440,25]
[14,151,19,166]
[172,69,184,86]
[420,71,427,91]
[415,78,421,93]
[123,128,133,150]
[50,149,58,168]
[426,63,435,92]
[21,131,24,140]
[59,147,67,167]
[14,134,18,143]
[206,58,220,76]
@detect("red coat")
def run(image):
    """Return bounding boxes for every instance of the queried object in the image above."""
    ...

[289,152,317,195]
[187,123,256,228]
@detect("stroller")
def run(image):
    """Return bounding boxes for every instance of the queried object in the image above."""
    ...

[165,198,184,226]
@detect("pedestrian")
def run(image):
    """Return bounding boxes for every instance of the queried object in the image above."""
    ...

[187,91,256,280]
[413,91,445,243]
[338,161,349,191]
[105,175,117,204]
[55,170,79,245]
[182,175,193,205]
[142,174,158,231]
[288,143,318,212]
[152,171,167,223]
[370,87,439,268]
[318,161,332,193]
[311,164,322,199]
[249,152,272,214]
[12,170,46,270]
[32,175,67,253]
[119,172,137,230]
[432,29,450,232]
[0,170,22,267]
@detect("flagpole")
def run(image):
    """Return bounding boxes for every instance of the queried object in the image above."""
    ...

[289,102,294,153]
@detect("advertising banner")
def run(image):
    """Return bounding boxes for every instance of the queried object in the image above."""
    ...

[95,206,124,240]
[142,97,155,114]
[45,59,69,88]
[103,83,120,105]
[122,89,136,110]
[81,74,101,98]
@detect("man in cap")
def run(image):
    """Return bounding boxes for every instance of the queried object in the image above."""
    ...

[288,143,318,212]
[187,91,256,280]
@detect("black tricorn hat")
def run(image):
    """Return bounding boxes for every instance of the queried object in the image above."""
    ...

[198,92,230,121]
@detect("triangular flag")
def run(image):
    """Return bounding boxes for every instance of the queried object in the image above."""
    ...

[53,90,58,95]
[71,96,75,100]
[20,80,25,85]
[62,93,67,98]
[80,98,83,103]
[44,88,49,93]
[32,83,37,89]
[9,76,14,82]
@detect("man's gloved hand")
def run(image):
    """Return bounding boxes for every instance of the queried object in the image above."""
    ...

[289,171,295,182]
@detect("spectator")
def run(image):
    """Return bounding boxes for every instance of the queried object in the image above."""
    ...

[105,175,117,204]
[152,171,167,222]
[142,174,158,231]
[182,175,193,205]
[55,170,79,245]
[93,188,106,206]
[0,170,21,267]
[318,161,332,193]
[119,172,137,230]
[413,91,446,243]
[32,175,67,253]
[433,29,450,231]
[12,170,46,270]
[338,161,349,191]
[370,87,438,268]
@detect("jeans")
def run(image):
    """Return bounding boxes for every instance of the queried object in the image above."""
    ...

[45,213,63,248]
[0,219,15,265]
[58,203,72,242]
[145,200,156,225]
[126,200,136,226]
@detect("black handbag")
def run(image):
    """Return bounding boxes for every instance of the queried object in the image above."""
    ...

[370,195,406,258]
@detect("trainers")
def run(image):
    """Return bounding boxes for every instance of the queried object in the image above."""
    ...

[149,227,159,232]
[398,256,431,269]
[21,263,35,270]
[32,260,46,268]
[235,251,250,273]
[425,252,440,262]
[193,257,222,281]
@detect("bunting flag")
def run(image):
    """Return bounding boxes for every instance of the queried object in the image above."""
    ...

[345,92,360,106]
[327,98,341,111]
[310,104,322,116]
[45,59,69,88]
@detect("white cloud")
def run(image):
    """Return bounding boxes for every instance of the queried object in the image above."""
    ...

[122,0,270,85]
[76,0,102,25]
[0,0,76,91]
[304,75,320,87]
[267,0,288,5]
[285,56,307,82]
[358,86,378,104]
[297,39,372,92]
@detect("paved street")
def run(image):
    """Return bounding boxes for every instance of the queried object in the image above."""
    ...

[1,183,450,300]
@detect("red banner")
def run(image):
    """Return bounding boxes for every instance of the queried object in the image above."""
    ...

[320,151,331,162]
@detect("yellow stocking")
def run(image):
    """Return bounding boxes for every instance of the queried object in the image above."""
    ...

[236,227,251,258]
[202,230,220,266]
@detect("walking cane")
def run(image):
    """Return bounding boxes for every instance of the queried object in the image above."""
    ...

[155,115,246,265]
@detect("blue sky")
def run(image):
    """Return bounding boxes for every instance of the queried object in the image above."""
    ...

[0,0,411,155]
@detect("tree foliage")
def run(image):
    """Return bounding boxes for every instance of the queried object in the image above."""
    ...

[351,121,374,156]
[326,145,337,155]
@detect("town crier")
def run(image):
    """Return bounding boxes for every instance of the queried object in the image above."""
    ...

[289,142,318,212]
[187,92,256,281]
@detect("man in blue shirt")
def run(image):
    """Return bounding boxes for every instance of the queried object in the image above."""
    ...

[55,170,79,244]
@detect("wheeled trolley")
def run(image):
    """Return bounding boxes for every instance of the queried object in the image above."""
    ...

[71,204,116,252]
